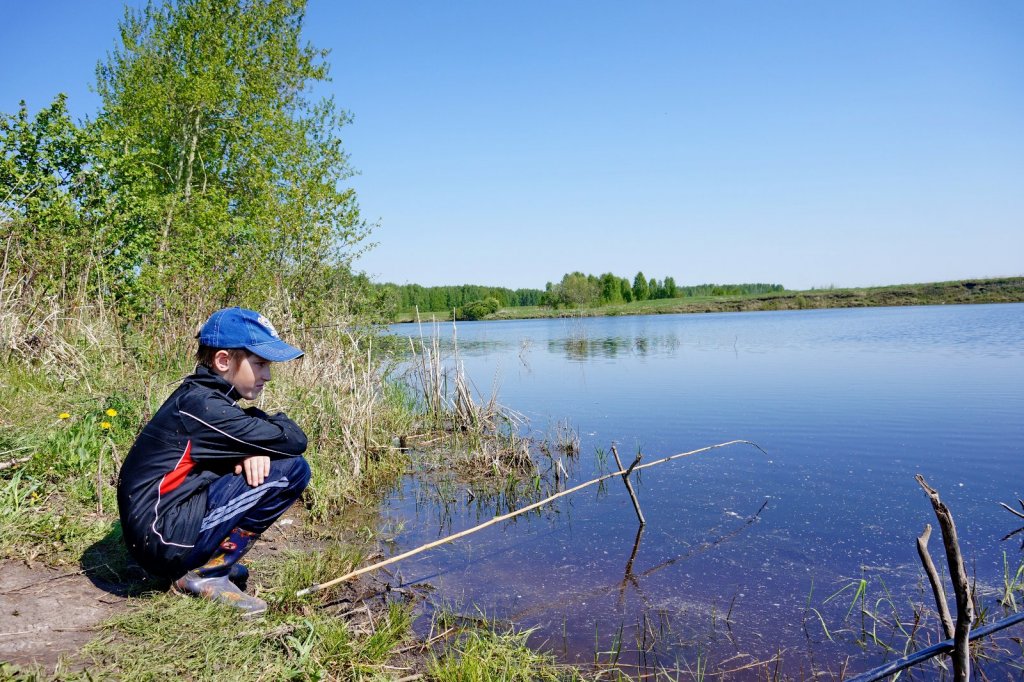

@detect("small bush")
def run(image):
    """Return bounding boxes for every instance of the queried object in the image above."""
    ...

[458,298,501,320]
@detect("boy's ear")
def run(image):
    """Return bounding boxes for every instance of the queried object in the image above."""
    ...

[212,349,233,373]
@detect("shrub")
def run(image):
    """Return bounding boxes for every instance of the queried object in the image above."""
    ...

[459,297,501,320]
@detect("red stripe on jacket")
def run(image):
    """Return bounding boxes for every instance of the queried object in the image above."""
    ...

[158,441,194,495]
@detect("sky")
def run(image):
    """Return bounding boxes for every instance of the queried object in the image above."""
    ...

[2,1,1022,291]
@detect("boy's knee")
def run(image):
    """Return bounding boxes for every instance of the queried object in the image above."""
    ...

[283,456,311,490]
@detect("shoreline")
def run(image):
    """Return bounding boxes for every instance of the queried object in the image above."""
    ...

[392,276,1024,323]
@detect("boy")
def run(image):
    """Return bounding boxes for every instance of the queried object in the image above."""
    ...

[117,307,311,616]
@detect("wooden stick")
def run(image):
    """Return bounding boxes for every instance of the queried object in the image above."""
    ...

[296,439,764,597]
[916,523,954,639]
[1000,502,1024,520]
[0,456,31,472]
[611,445,645,525]
[916,474,973,682]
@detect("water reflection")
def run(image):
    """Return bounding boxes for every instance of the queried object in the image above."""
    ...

[548,332,683,360]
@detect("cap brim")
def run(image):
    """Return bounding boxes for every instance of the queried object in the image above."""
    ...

[246,340,304,362]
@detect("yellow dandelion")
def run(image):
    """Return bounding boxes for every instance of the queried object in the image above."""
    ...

[100,421,112,430]
[105,408,118,417]
[59,412,71,420]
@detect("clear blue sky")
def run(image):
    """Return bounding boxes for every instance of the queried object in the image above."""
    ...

[3,1,1022,290]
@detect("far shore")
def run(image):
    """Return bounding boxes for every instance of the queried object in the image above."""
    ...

[392,276,1024,323]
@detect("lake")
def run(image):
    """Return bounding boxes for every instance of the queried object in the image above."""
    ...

[381,303,1024,677]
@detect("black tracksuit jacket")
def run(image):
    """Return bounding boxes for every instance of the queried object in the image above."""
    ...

[116,366,307,577]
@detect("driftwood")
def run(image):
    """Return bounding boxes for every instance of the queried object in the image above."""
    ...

[296,439,766,597]
[916,474,973,682]
[999,501,1024,520]
[916,523,954,639]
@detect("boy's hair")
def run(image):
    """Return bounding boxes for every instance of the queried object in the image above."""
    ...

[195,345,250,369]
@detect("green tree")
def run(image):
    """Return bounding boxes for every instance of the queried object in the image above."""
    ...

[547,271,600,308]
[598,272,622,304]
[632,271,649,301]
[0,95,97,297]
[93,0,367,319]
[664,275,677,298]
[620,277,633,303]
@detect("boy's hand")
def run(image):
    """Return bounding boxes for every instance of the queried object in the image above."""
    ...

[235,455,271,487]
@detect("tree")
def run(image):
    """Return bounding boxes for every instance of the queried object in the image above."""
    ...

[632,271,649,301]
[0,95,95,297]
[663,275,677,298]
[620,277,633,303]
[93,0,368,319]
[547,271,600,308]
[598,272,622,304]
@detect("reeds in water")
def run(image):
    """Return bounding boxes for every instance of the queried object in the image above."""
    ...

[407,312,530,476]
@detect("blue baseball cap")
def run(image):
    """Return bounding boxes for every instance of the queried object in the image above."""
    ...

[198,307,304,362]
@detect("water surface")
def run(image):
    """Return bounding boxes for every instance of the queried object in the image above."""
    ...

[381,304,1024,677]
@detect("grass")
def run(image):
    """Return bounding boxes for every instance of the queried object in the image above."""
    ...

[258,545,367,611]
[429,622,579,682]
[82,592,414,681]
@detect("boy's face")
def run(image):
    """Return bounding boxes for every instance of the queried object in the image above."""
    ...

[215,351,272,400]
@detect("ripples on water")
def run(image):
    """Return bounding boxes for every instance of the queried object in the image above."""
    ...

[382,304,1024,677]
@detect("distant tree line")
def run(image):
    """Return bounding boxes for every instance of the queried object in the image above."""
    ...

[377,274,785,318]
[543,271,784,308]
[376,283,545,314]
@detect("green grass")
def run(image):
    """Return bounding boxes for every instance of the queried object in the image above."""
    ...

[83,591,414,681]
[258,545,366,611]
[429,625,580,682]
[1001,551,1024,611]
[0,357,143,564]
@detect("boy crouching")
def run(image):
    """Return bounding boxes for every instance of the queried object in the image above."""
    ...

[117,307,311,616]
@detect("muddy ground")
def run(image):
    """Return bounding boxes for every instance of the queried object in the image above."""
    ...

[0,560,123,673]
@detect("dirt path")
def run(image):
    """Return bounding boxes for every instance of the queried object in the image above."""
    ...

[0,560,127,672]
